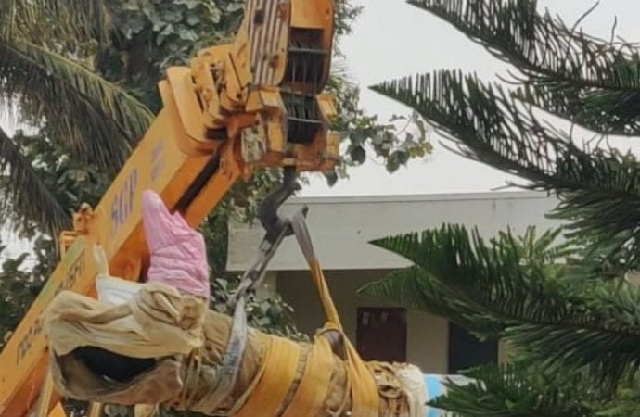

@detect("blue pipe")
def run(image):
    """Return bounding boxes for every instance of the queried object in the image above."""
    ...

[422,374,475,417]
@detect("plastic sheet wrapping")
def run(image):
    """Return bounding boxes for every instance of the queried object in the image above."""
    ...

[44,284,427,416]
[44,188,427,416]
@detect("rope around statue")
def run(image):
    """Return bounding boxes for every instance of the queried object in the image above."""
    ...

[43,180,430,416]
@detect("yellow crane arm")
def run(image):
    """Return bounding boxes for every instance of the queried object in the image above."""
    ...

[0,1,338,415]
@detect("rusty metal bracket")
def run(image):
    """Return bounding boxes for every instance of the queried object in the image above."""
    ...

[258,167,304,245]
[228,167,308,308]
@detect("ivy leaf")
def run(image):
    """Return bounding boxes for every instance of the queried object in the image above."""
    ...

[351,145,366,164]
[179,29,198,42]
[386,153,401,172]
[128,16,147,36]
[325,170,339,186]
[175,0,201,9]
[371,134,384,146]
[162,9,184,23]
[186,10,200,26]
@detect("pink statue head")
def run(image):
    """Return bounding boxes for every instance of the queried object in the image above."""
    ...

[141,190,211,299]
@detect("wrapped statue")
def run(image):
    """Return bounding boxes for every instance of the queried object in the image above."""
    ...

[43,190,430,417]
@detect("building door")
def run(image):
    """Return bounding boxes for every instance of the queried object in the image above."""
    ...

[448,322,498,373]
[356,307,407,362]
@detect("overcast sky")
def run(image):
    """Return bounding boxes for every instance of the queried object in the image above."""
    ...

[2,0,639,198]
[2,0,640,255]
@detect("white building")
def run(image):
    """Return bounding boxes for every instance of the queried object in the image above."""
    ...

[226,190,562,373]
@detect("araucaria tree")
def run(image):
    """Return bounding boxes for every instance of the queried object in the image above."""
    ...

[361,0,640,415]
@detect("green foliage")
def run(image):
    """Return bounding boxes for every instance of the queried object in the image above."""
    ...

[210,276,306,341]
[360,225,640,413]
[429,361,640,417]
[360,225,569,339]
[371,70,640,276]
[428,360,612,416]
[0,38,152,163]
[95,0,244,111]
[0,239,40,350]
[370,0,640,278]
[326,73,432,181]
[0,0,152,237]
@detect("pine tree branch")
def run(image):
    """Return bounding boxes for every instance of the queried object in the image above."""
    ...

[409,0,640,91]
[0,127,70,237]
[408,0,640,136]
[513,83,640,137]
[0,38,154,169]
[430,361,600,416]
[361,224,640,388]
[370,70,640,271]
[357,266,503,337]
[360,224,573,338]
[371,70,587,187]
[509,321,640,390]
[507,281,640,388]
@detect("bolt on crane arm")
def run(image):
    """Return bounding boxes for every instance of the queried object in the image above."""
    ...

[167,0,338,171]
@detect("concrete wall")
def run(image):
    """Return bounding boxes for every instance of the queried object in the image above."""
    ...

[276,269,515,373]
[227,191,562,272]
[227,191,562,371]
[276,268,451,373]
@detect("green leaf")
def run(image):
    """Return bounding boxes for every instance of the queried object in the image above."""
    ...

[175,0,200,9]
[351,145,366,164]
[186,10,201,26]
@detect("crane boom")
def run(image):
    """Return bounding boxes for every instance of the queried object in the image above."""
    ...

[0,0,338,415]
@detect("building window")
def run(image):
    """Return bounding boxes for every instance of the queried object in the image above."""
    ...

[447,322,498,373]
[356,307,407,362]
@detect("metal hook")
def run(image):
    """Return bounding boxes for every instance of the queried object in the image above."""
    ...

[258,167,306,245]
[227,168,308,310]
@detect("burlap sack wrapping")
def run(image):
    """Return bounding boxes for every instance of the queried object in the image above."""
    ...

[44,284,426,416]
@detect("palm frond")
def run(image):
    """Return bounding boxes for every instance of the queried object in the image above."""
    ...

[407,0,640,135]
[0,127,69,237]
[0,38,154,169]
[370,70,640,272]
[0,0,17,39]
[2,0,110,44]
[371,71,583,186]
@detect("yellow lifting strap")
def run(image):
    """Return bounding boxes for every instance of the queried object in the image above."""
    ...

[292,210,378,416]
[234,209,379,416]
[279,335,335,417]
[234,336,302,417]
